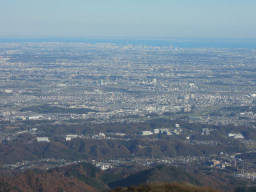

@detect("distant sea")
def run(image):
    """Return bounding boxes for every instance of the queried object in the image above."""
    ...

[0,38,256,48]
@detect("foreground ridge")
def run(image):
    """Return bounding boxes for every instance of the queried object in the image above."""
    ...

[111,182,220,192]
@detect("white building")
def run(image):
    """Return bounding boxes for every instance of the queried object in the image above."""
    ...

[98,132,106,138]
[36,137,50,142]
[114,133,126,137]
[154,129,160,134]
[228,133,244,139]
[65,134,79,141]
[29,115,43,120]
[95,163,112,170]
[141,131,153,136]
[4,89,13,94]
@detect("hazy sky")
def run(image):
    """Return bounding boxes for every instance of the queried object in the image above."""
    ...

[1,0,256,38]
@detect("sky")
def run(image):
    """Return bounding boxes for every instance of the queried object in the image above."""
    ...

[0,0,256,39]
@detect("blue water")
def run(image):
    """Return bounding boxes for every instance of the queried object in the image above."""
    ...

[0,38,256,48]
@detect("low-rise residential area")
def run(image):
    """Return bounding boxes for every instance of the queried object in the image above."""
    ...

[1,41,256,190]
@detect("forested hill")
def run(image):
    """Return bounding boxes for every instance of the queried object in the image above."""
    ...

[111,183,219,192]
[0,162,250,192]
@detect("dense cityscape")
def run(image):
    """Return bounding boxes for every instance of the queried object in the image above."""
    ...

[1,41,256,191]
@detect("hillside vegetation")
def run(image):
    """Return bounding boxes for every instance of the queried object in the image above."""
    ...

[111,183,219,192]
